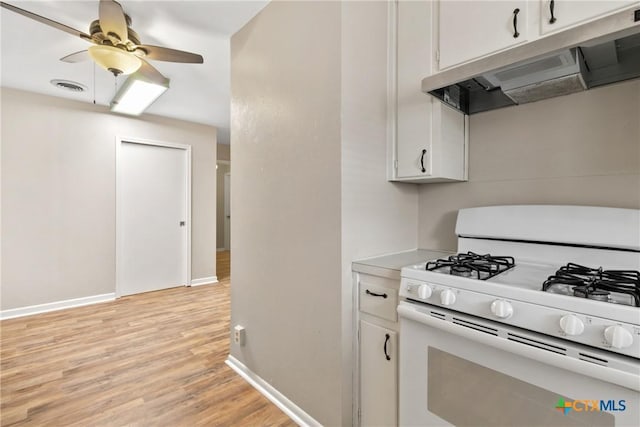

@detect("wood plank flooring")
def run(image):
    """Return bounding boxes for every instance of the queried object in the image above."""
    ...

[0,251,295,426]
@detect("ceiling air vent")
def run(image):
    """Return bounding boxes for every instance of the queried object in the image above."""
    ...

[50,79,87,93]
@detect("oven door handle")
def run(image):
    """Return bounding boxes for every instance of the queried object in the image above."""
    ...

[398,303,640,392]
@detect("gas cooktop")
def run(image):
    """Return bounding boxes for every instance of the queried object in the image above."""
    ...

[424,252,640,307]
[543,263,640,307]
[425,251,515,280]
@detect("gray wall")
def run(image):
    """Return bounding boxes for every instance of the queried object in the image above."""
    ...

[418,80,640,250]
[217,143,230,161]
[230,2,343,425]
[1,88,217,311]
[230,2,420,424]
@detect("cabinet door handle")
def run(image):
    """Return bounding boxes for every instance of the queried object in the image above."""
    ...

[383,333,391,361]
[366,289,388,299]
[549,0,557,24]
[420,149,427,173]
[512,8,520,38]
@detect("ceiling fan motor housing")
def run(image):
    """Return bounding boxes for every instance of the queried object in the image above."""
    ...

[89,18,140,48]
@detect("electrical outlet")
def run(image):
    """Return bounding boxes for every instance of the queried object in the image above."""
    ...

[234,325,245,346]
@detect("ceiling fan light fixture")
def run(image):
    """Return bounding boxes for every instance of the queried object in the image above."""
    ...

[88,45,141,76]
[110,73,170,116]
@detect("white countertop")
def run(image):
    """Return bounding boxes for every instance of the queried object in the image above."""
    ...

[352,249,452,279]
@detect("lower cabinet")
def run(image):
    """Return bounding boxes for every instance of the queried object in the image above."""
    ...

[360,320,398,427]
[356,272,400,426]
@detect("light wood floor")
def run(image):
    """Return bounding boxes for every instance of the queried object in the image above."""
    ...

[0,251,295,426]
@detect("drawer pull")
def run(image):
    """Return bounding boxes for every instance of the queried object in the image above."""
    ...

[366,289,388,299]
[384,333,391,361]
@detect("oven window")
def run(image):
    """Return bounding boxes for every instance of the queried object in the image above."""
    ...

[427,347,614,427]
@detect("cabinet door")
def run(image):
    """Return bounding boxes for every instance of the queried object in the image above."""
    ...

[540,0,638,35]
[360,321,397,427]
[396,0,433,179]
[396,98,467,181]
[438,1,529,70]
[396,105,432,178]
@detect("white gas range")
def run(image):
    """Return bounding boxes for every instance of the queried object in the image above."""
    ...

[398,205,640,426]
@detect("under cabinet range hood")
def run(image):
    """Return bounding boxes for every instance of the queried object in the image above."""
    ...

[424,9,640,115]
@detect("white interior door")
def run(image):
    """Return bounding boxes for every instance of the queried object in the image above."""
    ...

[117,140,190,296]
[224,172,231,250]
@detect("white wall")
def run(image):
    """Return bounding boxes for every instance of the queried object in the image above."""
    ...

[418,80,640,250]
[1,88,217,311]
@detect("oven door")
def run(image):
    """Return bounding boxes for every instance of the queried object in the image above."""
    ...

[398,301,640,427]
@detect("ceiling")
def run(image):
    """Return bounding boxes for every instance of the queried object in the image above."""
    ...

[0,0,269,145]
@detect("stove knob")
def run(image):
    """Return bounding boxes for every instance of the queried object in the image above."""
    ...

[418,284,432,299]
[559,314,584,336]
[604,325,633,349]
[490,300,513,319]
[440,289,456,306]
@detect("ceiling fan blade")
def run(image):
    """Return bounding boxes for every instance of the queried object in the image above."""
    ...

[137,60,170,85]
[0,1,92,41]
[99,0,128,43]
[61,50,91,63]
[136,45,204,64]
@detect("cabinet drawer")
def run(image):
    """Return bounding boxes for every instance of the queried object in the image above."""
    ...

[359,282,398,322]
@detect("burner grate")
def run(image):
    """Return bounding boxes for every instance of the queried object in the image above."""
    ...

[542,263,640,307]
[425,251,515,280]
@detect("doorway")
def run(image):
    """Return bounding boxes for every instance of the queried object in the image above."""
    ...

[216,161,231,251]
[116,137,191,297]
[224,172,231,250]
[216,160,230,282]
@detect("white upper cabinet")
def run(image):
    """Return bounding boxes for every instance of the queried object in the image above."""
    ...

[395,99,467,181]
[437,1,529,70]
[540,0,639,35]
[395,0,434,179]
[390,0,468,183]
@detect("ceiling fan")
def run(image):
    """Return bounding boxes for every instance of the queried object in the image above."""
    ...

[0,0,203,82]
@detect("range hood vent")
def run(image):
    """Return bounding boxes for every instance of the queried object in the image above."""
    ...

[485,49,587,104]
[425,9,640,115]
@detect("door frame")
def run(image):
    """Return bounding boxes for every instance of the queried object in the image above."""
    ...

[115,136,192,297]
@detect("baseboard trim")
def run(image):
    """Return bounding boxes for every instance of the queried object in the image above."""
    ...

[0,293,116,320]
[225,355,321,427]
[190,276,218,286]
